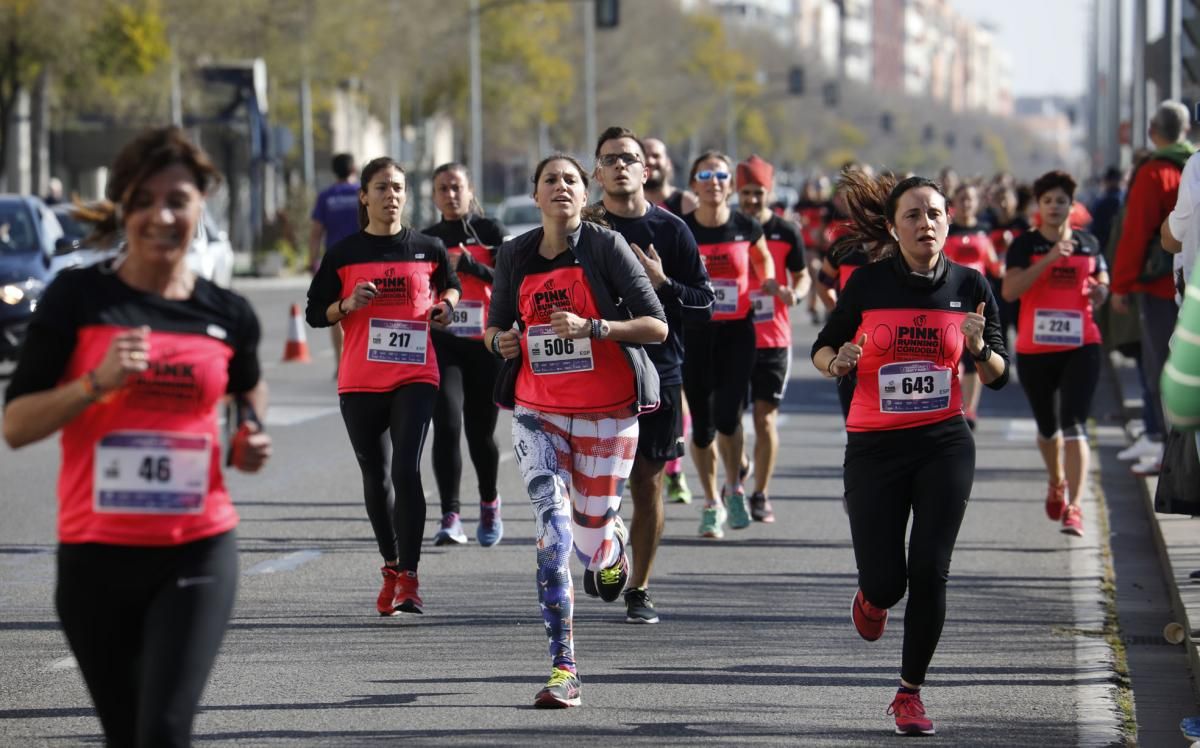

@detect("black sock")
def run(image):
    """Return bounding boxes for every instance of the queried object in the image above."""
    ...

[898,685,920,695]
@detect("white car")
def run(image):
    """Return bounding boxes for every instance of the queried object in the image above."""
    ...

[495,195,542,240]
[52,207,234,288]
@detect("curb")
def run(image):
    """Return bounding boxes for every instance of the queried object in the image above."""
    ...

[1107,353,1200,706]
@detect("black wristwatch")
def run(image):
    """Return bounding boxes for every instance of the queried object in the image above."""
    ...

[971,343,992,362]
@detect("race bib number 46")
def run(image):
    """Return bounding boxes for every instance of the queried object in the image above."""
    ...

[368,319,428,364]
[712,279,739,315]
[1032,309,1083,347]
[527,324,593,374]
[448,300,485,338]
[878,361,952,413]
[94,431,211,514]
[750,291,775,323]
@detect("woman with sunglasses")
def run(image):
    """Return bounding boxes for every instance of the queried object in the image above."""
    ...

[421,162,508,548]
[681,151,777,539]
[486,154,666,708]
[811,169,1008,736]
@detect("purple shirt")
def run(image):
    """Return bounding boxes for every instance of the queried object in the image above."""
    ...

[311,182,361,248]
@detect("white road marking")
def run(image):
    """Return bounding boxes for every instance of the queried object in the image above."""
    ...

[263,406,341,427]
[45,656,77,672]
[1004,417,1039,441]
[244,550,322,576]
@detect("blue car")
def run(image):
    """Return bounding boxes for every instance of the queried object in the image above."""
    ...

[0,195,61,362]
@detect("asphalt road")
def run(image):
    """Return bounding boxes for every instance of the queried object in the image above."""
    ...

[0,277,1193,746]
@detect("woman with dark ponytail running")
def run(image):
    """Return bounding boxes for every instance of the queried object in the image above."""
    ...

[422,163,507,548]
[307,157,461,616]
[811,170,1009,736]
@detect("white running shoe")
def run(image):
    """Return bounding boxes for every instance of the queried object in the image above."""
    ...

[1131,454,1163,477]
[1117,434,1162,462]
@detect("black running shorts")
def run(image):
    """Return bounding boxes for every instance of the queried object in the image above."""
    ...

[750,347,791,405]
[636,382,685,463]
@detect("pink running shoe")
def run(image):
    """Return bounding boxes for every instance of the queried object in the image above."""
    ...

[852,589,888,642]
[1045,480,1067,521]
[1061,504,1084,537]
[888,690,935,735]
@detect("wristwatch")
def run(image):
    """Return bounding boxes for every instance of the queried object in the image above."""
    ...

[970,343,992,362]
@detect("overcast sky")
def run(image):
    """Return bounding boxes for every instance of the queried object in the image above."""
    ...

[954,0,1090,99]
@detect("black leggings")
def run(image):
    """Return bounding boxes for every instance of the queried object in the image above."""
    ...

[340,384,436,568]
[1016,344,1101,439]
[683,315,757,448]
[56,531,238,748]
[431,331,500,514]
[844,417,974,686]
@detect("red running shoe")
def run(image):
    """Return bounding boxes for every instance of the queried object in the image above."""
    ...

[888,690,935,735]
[852,589,888,641]
[394,569,424,614]
[1061,504,1084,537]
[377,566,402,616]
[1045,480,1068,521]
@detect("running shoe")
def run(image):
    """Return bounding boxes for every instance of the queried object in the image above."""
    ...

[1117,433,1162,461]
[699,503,727,539]
[377,566,403,616]
[666,472,692,504]
[477,498,503,547]
[624,587,660,624]
[394,569,423,614]
[1180,715,1200,743]
[433,512,468,546]
[584,517,628,602]
[749,491,775,523]
[534,667,581,708]
[852,588,887,641]
[1061,504,1084,537]
[1044,480,1068,521]
[725,485,751,530]
[1131,455,1162,477]
[888,690,935,735]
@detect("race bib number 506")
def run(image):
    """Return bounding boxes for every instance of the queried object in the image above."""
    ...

[527,324,593,374]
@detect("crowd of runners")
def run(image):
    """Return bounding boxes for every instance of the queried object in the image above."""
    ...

[5,102,1195,743]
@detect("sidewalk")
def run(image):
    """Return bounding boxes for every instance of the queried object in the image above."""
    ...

[1110,351,1200,706]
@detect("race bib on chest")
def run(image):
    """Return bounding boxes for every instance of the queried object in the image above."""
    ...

[878,361,952,413]
[448,300,485,337]
[750,291,775,323]
[712,279,739,315]
[94,431,211,514]
[1032,309,1083,347]
[368,318,429,364]
[527,324,593,374]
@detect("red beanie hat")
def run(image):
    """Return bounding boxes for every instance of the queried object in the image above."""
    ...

[736,154,774,190]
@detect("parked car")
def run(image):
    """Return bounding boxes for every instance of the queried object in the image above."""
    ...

[50,205,234,288]
[495,195,542,240]
[0,195,60,361]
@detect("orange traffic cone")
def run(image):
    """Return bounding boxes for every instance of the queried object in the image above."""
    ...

[282,303,311,362]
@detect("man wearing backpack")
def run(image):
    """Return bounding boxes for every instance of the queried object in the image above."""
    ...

[1112,101,1196,476]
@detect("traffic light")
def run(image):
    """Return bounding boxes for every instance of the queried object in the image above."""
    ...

[880,111,893,133]
[788,66,805,96]
[822,81,839,108]
[944,132,956,149]
[922,125,935,144]
[596,0,619,29]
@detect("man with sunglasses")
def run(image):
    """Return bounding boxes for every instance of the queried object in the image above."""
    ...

[589,126,715,624]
